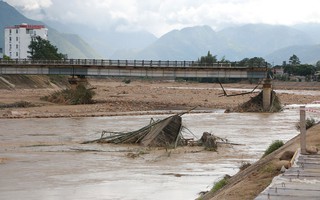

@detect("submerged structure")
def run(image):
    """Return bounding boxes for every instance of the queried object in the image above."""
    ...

[83,114,183,147]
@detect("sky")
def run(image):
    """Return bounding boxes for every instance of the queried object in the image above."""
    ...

[5,0,320,37]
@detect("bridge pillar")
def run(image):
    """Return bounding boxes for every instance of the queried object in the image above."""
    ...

[263,78,272,111]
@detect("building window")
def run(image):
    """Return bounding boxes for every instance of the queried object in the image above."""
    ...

[9,44,12,50]
[16,29,18,34]
[9,29,12,34]
[9,37,12,42]
[16,37,19,41]
[16,52,18,57]
[16,44,19,49]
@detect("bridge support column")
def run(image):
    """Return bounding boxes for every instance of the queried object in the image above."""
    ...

[263,78,272,111]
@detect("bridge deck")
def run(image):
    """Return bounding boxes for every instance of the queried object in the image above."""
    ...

[0,59,267,79]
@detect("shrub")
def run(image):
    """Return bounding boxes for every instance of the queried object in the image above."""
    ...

[210,175,230,193]
[295,117,318,130]
[122,79,131,84]
[41,84,95,105]
[262,140,284,157]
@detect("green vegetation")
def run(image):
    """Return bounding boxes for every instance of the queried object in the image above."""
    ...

[210,175,230,193]
[122,78,131,84]
[289,54,301,65]
[41,84,95,105]
[296,117,318,130]
[198,51,218,65]
[262,140,284,157]
[273,54,318,81]
[28,36,66,60]
[238,57,268,67]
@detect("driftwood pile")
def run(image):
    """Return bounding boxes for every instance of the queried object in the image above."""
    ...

[230,90,282,113]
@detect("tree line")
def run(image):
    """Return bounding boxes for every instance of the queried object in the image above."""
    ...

[198,51,320,81]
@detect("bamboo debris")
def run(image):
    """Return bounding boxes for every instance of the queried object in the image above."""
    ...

[82,114,183,147]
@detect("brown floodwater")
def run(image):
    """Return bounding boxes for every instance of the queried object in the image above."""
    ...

[0,108,314,200]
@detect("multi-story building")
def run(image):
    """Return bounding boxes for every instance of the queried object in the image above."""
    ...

[4,23,48,59]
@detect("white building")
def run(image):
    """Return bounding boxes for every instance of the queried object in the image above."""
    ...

[4,23,48,59]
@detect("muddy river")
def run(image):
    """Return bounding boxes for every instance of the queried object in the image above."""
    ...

[0,108,311,200]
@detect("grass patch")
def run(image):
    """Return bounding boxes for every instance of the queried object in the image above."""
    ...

[41,84,95,105]
[262,140,284,157]
[210,175,230,193]
[296,117,319,130]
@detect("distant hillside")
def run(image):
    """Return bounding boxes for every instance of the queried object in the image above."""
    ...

[129,25,227,60]
[0,1,100,59]
[266,44,320,65]
[113,24,320,64]
[218,24,313,59]
[44,20,157,58]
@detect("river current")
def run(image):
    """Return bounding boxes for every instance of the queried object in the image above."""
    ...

[0,108,312,200]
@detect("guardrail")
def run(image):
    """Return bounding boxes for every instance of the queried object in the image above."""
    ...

[0,59,251,68]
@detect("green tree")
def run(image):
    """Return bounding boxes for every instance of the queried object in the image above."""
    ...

[2,54,11,60]
[284,64,315,76]
[238,57,267,67]
[289,54,301,65]
[198,51,217,65]
[315,60,320,71]
[28,36,65,60]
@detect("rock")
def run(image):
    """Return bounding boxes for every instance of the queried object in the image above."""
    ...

[279,151,295,161]
[275,160,290,170]
[306,146,318,154]
[204,136,217,151]
[200,132,211,143]
[280,165,287,173]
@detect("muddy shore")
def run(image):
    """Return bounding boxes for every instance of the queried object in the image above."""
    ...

[1,78,320,118]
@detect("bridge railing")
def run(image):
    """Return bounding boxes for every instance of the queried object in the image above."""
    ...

[0,59,245,68]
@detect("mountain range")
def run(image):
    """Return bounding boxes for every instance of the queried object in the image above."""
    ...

[2,1,320,65]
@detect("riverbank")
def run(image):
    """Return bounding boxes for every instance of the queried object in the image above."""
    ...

[201,122,320,200]
[1,78,320,118]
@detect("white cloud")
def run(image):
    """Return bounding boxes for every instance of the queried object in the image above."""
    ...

[5,0,52,10]
[5,0,320,36]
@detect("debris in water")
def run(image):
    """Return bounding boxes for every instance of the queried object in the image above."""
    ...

[82,113,184,147]
[228,90,282,113]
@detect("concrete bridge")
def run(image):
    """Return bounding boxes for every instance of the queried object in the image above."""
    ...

[0,59,267,79]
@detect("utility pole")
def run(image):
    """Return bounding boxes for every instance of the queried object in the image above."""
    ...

[300,106,307,154]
